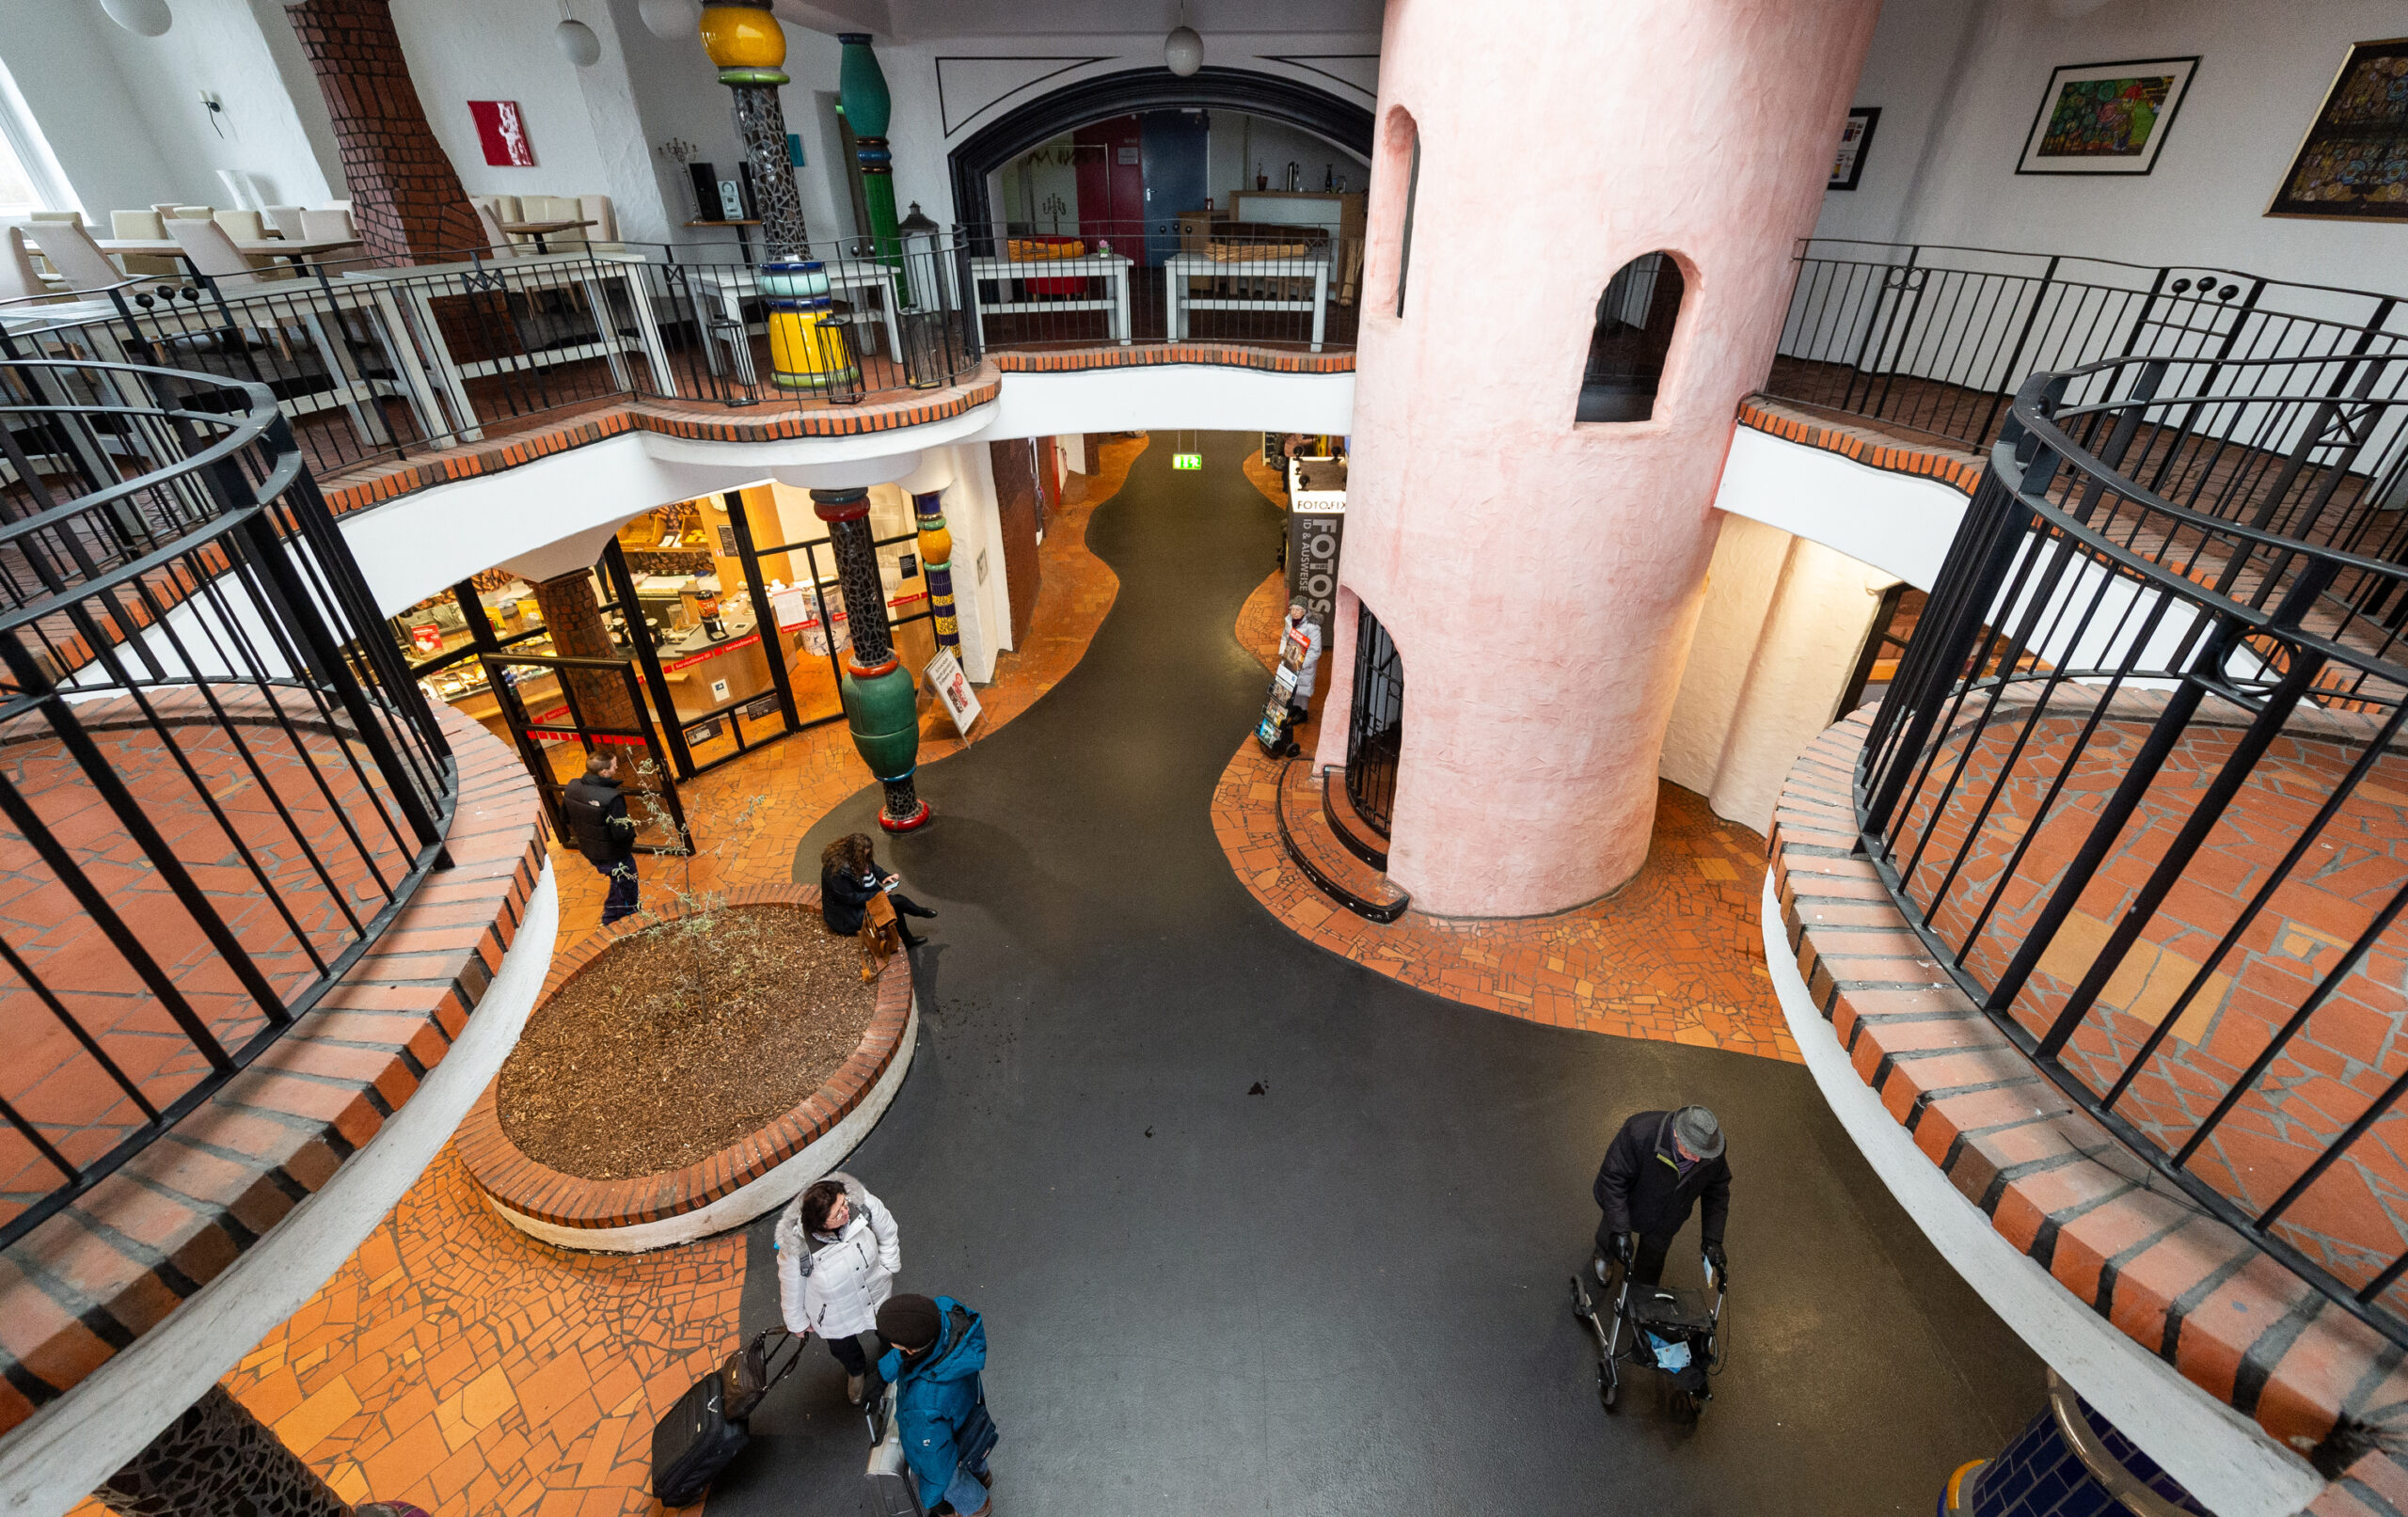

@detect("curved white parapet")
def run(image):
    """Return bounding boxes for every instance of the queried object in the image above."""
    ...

[0,866,561,1517]
[1711,421,1968,591]
[1760,873,2322,1517]
[983,363,1355,439]
[480,993,919,1255]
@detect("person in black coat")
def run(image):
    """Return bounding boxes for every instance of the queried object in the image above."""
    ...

[819,833,937,947]
[1593,1106,1731,1287]
[561,750,640,924]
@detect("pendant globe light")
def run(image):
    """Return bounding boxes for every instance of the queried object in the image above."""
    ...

[637,0,697,40]
[1164,21,1202,76]
[99,0,174,37]
[554,1,601,66]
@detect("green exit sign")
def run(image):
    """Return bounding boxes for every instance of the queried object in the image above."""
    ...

[1173,452,1202,470]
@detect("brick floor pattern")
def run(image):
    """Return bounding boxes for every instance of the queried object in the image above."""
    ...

[1883,687,2408,1313]
[1776,709,2408,1515]
[1,695,423,1225]
[1213,569,1796,1062]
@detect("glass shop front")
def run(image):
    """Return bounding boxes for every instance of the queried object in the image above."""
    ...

[387,479,941,800]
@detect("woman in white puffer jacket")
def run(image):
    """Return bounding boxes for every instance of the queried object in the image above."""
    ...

[775,1171,901,1403]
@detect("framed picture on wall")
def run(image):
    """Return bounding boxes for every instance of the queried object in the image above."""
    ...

[467,101,535,167]
[2015,57,2199,175]
[2268,39,2408,222]
[1830,106,1881,191]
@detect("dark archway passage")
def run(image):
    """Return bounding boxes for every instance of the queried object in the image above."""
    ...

[708,433,2040,1515]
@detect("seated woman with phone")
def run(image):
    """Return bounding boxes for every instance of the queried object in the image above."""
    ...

[819,832,938,949]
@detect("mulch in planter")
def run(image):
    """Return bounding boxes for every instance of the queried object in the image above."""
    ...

[497,902,879,1179]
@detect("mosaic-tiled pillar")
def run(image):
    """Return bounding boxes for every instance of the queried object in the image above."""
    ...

[285,0,482,265]
[528,569,642,736]
[95,1385,351,1517]
[913,489,960,657]
[815,488,927,830]
[700,1,810,257]
[1943,1375,2208,1516]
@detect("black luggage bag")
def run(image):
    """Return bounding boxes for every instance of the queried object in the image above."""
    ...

[653,1327,804,1506]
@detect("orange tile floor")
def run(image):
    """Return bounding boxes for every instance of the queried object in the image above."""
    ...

[1214,571,1798,1063]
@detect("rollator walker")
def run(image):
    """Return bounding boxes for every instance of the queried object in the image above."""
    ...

[1570,1250,1727,1419]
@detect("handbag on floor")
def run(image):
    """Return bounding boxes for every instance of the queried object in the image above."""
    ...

[652,1327,804,1506]
[859,890,903,981]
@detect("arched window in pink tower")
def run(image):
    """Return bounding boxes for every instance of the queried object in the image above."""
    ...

[1370,105,1420,319]
[1577,252,1686,422]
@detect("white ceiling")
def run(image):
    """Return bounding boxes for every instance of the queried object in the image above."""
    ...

[779,0,1382,43]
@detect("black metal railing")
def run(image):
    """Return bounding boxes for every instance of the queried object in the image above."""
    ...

[1769,239,2408,453]
[1856,350,2408,1344]
[0,358,455,1251]
[0,222,1360,483]
[1345,604,1402,836]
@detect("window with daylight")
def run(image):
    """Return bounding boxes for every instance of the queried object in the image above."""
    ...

[0,55,73,217]
[1577,252,1687,423]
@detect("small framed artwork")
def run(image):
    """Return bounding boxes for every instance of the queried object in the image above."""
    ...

[1830,106,1880,191]
[2268,39,2408,222]
[2016,57,2199,176]
[467,101,535,167]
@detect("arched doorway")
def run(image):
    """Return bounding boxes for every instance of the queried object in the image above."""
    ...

[947,66,1376,240]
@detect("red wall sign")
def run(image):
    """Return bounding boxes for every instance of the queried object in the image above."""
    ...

[468,101,535,166]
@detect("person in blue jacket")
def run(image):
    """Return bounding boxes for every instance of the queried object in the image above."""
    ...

[876,1293,994,1516]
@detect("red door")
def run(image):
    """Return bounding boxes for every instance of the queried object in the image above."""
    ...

[1072,115,1144,246]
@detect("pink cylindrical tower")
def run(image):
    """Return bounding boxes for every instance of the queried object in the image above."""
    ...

[1320,0,1882,917]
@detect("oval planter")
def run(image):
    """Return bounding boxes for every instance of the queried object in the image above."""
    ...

[459,884,916,1253]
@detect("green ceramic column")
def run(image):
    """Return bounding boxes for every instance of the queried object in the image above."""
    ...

[814,488,928,830]
[837,33,909,303]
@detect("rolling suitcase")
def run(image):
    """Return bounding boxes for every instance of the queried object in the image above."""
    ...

[652,1328,803,1507]
[864,1382,926,1517]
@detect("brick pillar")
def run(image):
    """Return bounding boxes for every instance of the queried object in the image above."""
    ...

[286,0,483,264]
[529,570,642,736]
[95,1385,351,1517]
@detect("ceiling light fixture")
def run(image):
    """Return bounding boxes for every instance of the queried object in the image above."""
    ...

[637,0,698,40]
[1164,4,1202,77]
[554,0,601,66]
[99,0,173,36]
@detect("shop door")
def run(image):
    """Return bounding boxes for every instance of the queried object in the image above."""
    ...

[481,651,690,854]
[1138,110,1209,266]
[1344,605,1404,838]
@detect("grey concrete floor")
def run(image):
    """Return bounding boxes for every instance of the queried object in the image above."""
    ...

[706,430,2042,1515]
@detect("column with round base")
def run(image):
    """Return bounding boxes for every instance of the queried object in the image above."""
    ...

[814,488,928,830]
[913,488,960,656]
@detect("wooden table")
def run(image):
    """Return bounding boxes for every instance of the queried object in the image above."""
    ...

[499,219,594,254]
[63,234,366,269]
[967,250,1133,347]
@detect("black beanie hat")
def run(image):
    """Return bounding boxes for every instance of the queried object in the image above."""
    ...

[878,1293,942,1351]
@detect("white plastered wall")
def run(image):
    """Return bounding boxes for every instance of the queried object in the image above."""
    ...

[1661,514,1898,833]
[1816,0,2408,294]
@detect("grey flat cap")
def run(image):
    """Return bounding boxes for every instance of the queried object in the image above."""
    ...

[1673,1105,1724,1161]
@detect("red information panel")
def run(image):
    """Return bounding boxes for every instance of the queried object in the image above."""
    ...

[468,101,535,167]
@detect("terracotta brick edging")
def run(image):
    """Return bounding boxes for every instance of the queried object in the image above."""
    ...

[456,884,912,1237]
[0,703,547,1438]
[1736,395,1986,496]
[1770,711,2408,1508]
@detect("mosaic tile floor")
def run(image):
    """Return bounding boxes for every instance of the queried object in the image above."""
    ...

[1214,572,1798,1063]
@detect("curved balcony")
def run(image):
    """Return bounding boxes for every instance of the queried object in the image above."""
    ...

[1772,345,2408,1504]
[0,362,547,1476]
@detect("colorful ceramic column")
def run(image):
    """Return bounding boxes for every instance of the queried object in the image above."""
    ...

[699,1,809,256]
[96,1385,352,1517]
[837,33,909,302]
[814,488,928,830]
[913,489,960,656]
